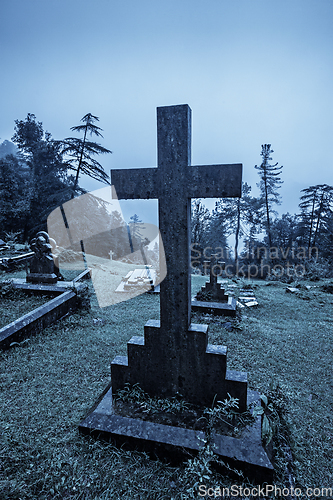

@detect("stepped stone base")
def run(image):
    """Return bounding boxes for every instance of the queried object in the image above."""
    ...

[111,320,247,411]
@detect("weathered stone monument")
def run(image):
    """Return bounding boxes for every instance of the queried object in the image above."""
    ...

[27,231,59,284]
[110,104,246,408]
[79,105,273,480]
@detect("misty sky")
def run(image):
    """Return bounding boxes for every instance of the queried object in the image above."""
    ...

[1,0,332,225]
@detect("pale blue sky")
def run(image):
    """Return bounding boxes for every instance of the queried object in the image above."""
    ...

[1,0,332,224]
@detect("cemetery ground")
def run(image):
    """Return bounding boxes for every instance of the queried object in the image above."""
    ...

[0,283,50,330]
[0,266,333,499]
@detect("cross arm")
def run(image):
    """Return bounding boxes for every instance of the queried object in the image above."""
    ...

[188,164,242,198]
[111,167,160,200]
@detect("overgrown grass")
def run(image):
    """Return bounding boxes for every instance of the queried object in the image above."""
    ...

[0,284,50,329]
[0,272,332,498]
[196,277,333,491]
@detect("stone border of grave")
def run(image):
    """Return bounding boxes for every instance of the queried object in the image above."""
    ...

[0,252,34,271]
[236,286,259,308]
[0,289,79,350]
[0,269,91,350]
[11,268,91,294]
[191,295,237,317]
[79,386,273,483]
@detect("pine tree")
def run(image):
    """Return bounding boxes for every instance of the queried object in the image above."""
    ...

[191,199,210,245]
[203,203,230,263]
[255,144,283,249]
[299,184,333,250]
[60,113,112,197]
[321,211,333,264]
[191,199,212,271]
[12,114,72,238]
[0,155,29,237]
[213,183,264,268]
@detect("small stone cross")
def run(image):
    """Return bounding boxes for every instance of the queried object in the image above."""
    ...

[111,105,247,409]
[204,253,225,284]
[202,254,227,302]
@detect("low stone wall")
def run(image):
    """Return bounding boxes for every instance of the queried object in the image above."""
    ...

[0,290,77,350]
[0,252,34,270]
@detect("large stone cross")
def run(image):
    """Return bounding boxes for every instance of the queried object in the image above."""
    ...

[111,104,246,409]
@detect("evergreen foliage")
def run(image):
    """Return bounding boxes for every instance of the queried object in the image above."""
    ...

[11,114,73,239]
[298,184,333,250]
[191,199,229,271]
[59,113,112,196]
[213,183,264,267]
[0,155,29,235]
[255,144,283,249]
[1,116,332,276]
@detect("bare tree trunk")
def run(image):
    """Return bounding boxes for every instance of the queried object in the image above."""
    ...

[72,125,88,198]
[312,192,325,249]
[234,197,240,269]
[307,195,316,251]
[263,170,272,250]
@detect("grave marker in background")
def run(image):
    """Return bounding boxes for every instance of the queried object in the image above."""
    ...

[192,254,237,316]
[201,254,228,301]
[27,231,58,284]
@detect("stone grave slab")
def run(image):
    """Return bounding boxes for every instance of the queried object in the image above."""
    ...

[12,267,91,296]
[245,300,259,307]
[286,287,299,294]
[115,268,157,293]
[12,278,81,295]
[12,267,90,294]
[79,387,273,483]
[238,287,259,308]
[79,104,273,478]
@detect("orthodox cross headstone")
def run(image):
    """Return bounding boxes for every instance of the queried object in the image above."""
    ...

[201,254,228,302]
[111,105,247,410]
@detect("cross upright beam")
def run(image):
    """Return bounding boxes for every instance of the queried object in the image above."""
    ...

[111,105,241,341]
